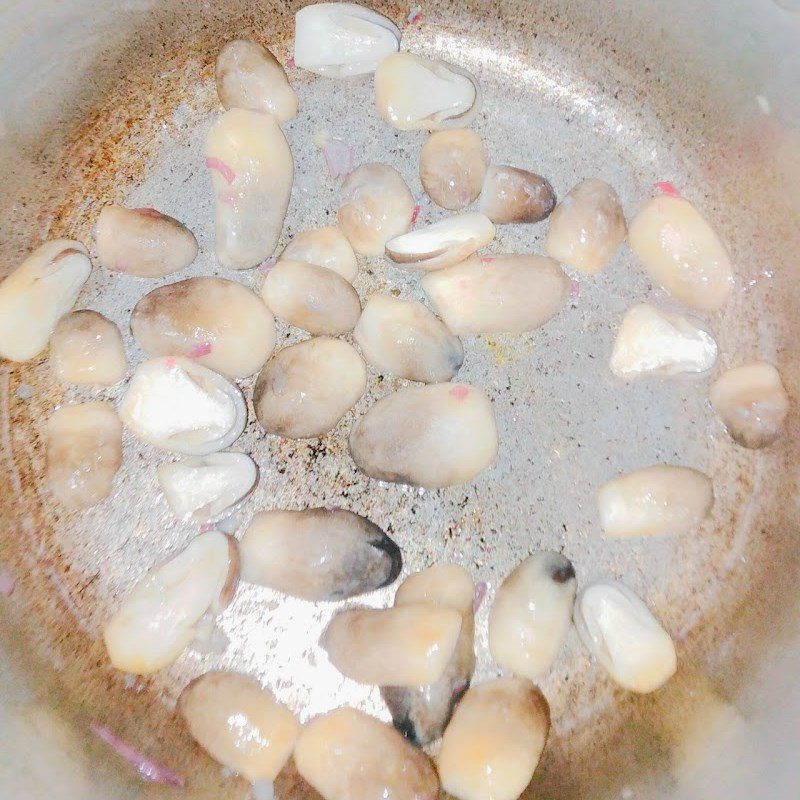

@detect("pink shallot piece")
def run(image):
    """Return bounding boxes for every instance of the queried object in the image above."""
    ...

[0,565,14,597]
[205,156,236,185]
[472,581,487,613]
[654,181,680,197]
[258,257,277,274]
[410,204,421,225]
[315,132,354,181]
[286,56,296,70]
[199,521,215,533]
[190,341,213,357]
[407,5,424,24]
[165,357,176,370]
[569,279,581,299]
[480,255,495,264]
[449,385,470,401]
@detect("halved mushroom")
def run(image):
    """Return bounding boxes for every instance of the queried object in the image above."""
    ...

[597,464,714,538]
[240,508,401,600]
[385,212,495,271]
[206,108,293,270]
[628,195,733,311]
[479,165,556,224]
[131,277,276,379]
[353,294,464,383]
[421,253,569,335]
[349,382,498,488]
[438,677,550,800]
[119,357,246,455]
[46,401,122,510]
[0,240,91,362]
[338,163,415,255]
[294,3,400,78]
[95,205,198,278]
[50,310,127,385]
[253,337,366,438]
[545,178,627,274]
[709,362,790,449]
[215,39,298,122]
[609,304,718,380]
[488,552,576,680]
[574,581,677,693]
[419,129,488,211]
[294,707,439,800]
[374,52,480,131]
[281,226,358,282]
[178,671,299,783]
[321,604,462,685]
[260,261,361,335]
[103,531,239,674]
[157,452,258,523]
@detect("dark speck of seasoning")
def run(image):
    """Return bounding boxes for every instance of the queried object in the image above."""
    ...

[552,563,576,584]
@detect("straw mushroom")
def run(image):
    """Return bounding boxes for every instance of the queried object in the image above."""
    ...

[50,310,127,385]
[419,129,488,210]
[479,165,556,224]
[281,226,358,282]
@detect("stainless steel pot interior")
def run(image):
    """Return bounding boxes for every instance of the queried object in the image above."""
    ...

[1,1,799,799]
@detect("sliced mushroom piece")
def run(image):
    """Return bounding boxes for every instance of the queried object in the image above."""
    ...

[281,226,358,282]
[294,707,439,800]
[479,165,556,224]
[0,240,91,362]
[157,452,258,523]
[574,581,677,693]
[240,508,401,600]
[419,129,488,211]
[46,401,122,510]
[206,108,293,270]
[294,3,400,78]
[421,253,569,335]
[179,671,299,783]
[253,337,366,438]
[50,310,127,385]
[215,39,298,122]
[338,163,415,256]
[321,604,462,686]
[260,260,361,335]
[119,357,246,455]
[374,52,480,131]
[545,178,627,274]
[597,464,714,538]
[385,212,495,271]
[103,531,239,674]
[709,362,790,449]
[353,294,464,383]
[609,304,718,380]
[131,277,276,379]
[349,382,498,488]
[628,195,733,311]
[438,677,550,800]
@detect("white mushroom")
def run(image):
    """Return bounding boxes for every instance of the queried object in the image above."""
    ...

[353,294,464,383]
[178,671,299,783]
[131,277,276,379]
[157,452,258,523]
[281,226,358,282]
[419,129,488,211]
[206,108,293,270]
[95,205,198,278]
[609,304,718,380]
[338,163,415,256]
[574,581,677,693]
[46,401,122,510]
[374,52,480,131]
[438,677,550,800]
[260,260,361,335]
[103,531,239,674]
[240,508,402,600]
[385,212,495,271]
[215,39,298,122]
[421,253,569,335]
[321,604,462,686]
[119,357,246,455]
[545,178,627,274]
[50,310,127,385]
[488,552,576,680]
[349,383,498,488]
[253,337,366,438]
[479,165,556,224]
[0,240,91,362]
[294,3,400,78]
[294,707,439,800]
[628,195,733,311]
[597,464,714,538]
